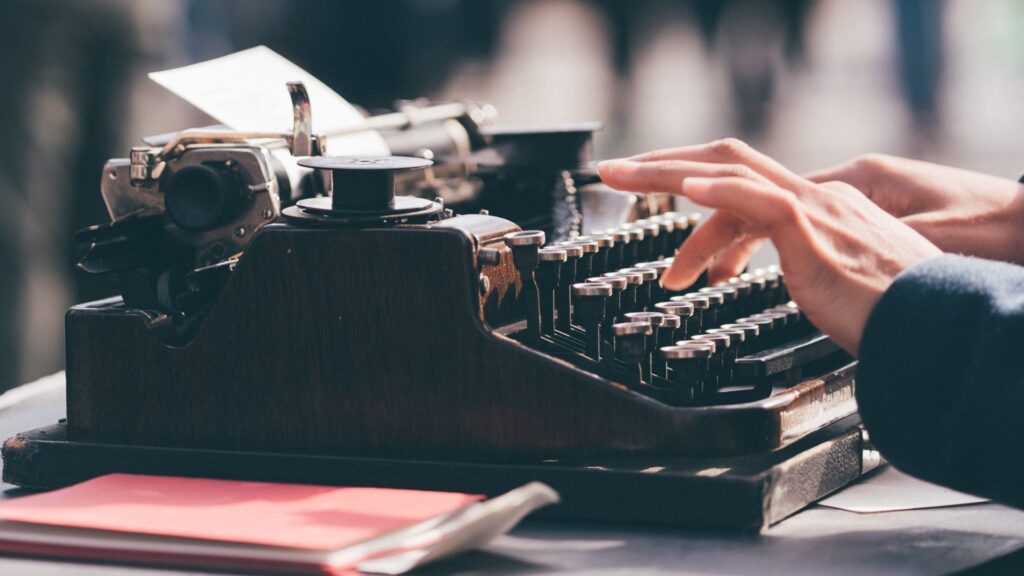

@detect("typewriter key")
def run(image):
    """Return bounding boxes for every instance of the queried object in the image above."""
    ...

[621,267,658,311]
[656,314,682,378]
[654,300,693,339]
[720,323,761,352]
[556,244,584,330]
[672,294,709,336]
[694,290,725,327]
[620,226,645,267]
[770,303,803,328]
[624,311,665,384]
[639,260,671,302]
[566,239,599,280]
[643,221,662,261]
[691,333,731,394]
[669,212,690,250]
[701,285,739,324]
[605,270,642,314]
[649,216,676,259]
[537,247,568,334]
[503,231,546,339]
[573,282,614,361]
[589,275,626,331]
[633,220,661,262]
[661,342,714,402]
[755,268,783,306]
[613,321,653,387]
[735,316,775,350]
[579,234,615,275]
[607,229,630,270]
[750,311,787,331]
[738,273,769,311]
[749,311,789,344]
[724,279,754,316]
[764,265,787,300]
[706,328,746,385]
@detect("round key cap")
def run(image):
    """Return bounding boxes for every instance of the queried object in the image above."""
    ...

[655,300,694,318]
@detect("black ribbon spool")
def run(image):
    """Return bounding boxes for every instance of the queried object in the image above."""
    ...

[284,156,441,226]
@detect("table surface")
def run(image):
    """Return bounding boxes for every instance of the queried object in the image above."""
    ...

[1,373,1023,576]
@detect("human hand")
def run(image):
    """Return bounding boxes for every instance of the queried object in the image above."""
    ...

[597,139,943,355]
[806,154,1024,265]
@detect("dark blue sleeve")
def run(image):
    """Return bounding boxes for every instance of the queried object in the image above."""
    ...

[857,254,1024,507]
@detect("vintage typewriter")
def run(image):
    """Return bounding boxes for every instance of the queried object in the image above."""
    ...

[3,83,877,531]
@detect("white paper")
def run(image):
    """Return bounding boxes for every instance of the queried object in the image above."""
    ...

[818,466,988,513]
[149,46,389,155]
[353,482,560,574]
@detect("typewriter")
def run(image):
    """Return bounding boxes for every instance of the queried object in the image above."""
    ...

[3,83,877,531]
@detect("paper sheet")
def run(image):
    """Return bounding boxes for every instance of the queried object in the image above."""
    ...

[818,466,989,513]
[149,46,389,156]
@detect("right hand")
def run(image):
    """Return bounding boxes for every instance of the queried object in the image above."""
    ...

[598,140,943,355]
[807,155,1024,265]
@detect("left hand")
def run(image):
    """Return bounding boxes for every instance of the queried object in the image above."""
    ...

[597,139,942,355]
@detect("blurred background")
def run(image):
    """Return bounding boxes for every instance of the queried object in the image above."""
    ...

[0,0,1022,392]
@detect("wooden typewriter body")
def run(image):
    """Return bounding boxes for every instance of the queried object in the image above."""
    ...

[4,153,876,532]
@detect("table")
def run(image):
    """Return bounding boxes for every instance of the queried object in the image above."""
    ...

[2,373,1023,575]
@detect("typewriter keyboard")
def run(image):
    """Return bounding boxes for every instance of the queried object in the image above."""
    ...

[502,214,849,406]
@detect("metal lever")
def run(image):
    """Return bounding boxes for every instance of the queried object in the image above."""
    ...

[287,81,313,157]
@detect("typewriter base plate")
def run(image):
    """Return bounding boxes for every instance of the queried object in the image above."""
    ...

[3,416,873,532]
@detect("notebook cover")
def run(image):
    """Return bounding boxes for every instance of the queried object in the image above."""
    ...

[0,474,482,551]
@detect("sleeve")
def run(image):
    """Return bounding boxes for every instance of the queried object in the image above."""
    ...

[857,254,1024,508]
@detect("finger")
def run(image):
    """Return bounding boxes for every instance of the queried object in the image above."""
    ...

[597,158,769,194]
[662,211,747,291]
[626,138,801,187]
[679,177,810,265]
[707,236,766,285]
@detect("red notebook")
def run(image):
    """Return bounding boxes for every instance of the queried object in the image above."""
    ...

[0,474,488,574]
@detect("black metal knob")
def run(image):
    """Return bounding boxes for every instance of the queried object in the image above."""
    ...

[165,164,244,232]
